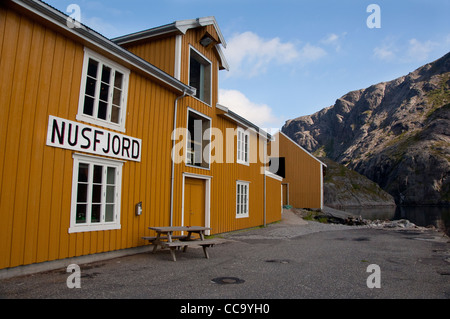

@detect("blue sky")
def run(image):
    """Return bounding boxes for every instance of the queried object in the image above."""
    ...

[46,0,450,129]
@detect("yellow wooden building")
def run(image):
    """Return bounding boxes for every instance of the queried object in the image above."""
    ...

[0,0,281,273]
[269,132,326,210]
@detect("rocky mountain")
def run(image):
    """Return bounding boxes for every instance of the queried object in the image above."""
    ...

[321,157,395,208]
[283,52,450,206]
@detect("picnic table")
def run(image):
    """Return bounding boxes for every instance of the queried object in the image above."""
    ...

[142,226,222,261]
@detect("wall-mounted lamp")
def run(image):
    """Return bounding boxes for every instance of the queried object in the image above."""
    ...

[200,34,214,47]
[135,201,142,216]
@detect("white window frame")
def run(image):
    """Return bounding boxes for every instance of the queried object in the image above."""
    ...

[188,46,212,106]
[236,181,250,218]
[237,128,249,165]
[69,153,123,233]
[77,48,130,132]
[186,108,211,170]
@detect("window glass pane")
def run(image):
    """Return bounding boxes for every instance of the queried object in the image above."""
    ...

[111,106,120,124]
[189,57,201,99]
[244,185,248,213]
[101,66,111,83]
[92,184,102,203]
[105,204,114,222]
[87,59,98,77]
[237,184,241,214]
[244,135,248,162]
[99,82,110,102]
[78,163,89,182]
[85,76,96,97]
[76,204,87,224]
[77,183,88,202]
[237,137,241,160]
[98,101,107,120]
[113,88,121,106]
[106,186,115,203]
[114,72,123,89]
[93,165,103,183]
[91,204,101,223]
[83,96,94,116]
[107,167,116,184]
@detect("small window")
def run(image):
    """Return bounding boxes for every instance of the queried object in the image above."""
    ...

[237,128,249,165]
[236,181,249,218]
[70,154,123,233]
[78,48,129,132]
[186,109,211,169]
[189,47,212,105]
[268,157,285,178]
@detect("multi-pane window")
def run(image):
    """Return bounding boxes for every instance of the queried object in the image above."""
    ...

[78,48,129,132]
[189,47,212,105]
[237,128,249,165]
[236,181,249,218]
[70,154,123,233]
[186,109,211,169]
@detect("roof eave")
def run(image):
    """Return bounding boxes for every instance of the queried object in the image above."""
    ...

[12,0,195,96]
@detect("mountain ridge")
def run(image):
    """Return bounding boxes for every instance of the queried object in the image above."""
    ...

[282,52,450,206]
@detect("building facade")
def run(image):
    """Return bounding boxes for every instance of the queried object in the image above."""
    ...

[0,0,281,272]
[270,132,326,210]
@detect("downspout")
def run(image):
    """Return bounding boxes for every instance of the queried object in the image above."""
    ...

[170,90,188,226]
[263,139,267,227]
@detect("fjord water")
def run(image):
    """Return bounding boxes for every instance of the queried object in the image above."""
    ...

[342,206,450,234]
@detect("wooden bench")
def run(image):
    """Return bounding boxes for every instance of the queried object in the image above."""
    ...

[142,235,186,242]
[159,238,224,261]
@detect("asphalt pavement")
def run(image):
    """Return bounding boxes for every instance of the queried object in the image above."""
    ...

[1,210,449,303]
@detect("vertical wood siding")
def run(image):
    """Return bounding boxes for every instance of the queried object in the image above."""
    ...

[0,10,281,269]
[121,36,176,76]
[0,7,179,269]
[276,133,323,209]
[265,175,283,225]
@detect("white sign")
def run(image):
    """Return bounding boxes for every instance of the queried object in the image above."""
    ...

[46,115,141,162]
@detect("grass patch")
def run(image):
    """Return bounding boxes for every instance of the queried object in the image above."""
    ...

[302,210,329,223]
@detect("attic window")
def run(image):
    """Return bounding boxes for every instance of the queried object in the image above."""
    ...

[189,47,211,105]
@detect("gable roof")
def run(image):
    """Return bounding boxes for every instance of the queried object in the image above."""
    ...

[9,0,196,96]
[112,16,229,71]
[113,16,226,47]
[275,131,327,167]
[216,104,272,140]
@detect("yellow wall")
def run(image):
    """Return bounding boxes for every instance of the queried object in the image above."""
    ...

[0,6,180,269]
[0,5,281,270]
[272,132,323,209]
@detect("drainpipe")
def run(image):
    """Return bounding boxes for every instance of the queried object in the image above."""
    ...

[263,139,267,227]
[170,90,188,226]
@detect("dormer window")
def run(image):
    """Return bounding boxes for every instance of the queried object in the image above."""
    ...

[189,47,211,105]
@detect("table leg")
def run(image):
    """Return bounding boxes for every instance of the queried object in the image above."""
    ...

[183,231,192,252]
[202,246,209,259]
[169,248,177,261]
[152,232,161,253]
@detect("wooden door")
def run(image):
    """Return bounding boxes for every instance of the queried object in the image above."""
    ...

[282,183,288,206]
[184,178,205,227]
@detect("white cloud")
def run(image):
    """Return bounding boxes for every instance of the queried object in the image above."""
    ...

[83,16,119,37]
[299,43,327,63]
[406,38,438,62]
[373,44,396,61]
[218,89,283,129]
[224,31,326,77]
[374,36,447,63]
[321,32,347,52]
